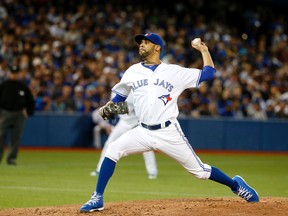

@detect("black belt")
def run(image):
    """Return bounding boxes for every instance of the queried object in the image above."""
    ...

[141,120,171,130]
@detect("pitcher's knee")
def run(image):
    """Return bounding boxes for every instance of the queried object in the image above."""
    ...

[193,170,211,179]
[187,165,212,180]
[105,143,126,162]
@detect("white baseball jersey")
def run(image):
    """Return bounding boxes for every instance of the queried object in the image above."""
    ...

[112,62,201,123]
[82,46,260,207]
[107,62,211,180]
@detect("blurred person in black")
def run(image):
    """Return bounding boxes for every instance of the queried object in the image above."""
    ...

[0,65,35,165]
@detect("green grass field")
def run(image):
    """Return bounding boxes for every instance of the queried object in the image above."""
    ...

[0,149,287,209]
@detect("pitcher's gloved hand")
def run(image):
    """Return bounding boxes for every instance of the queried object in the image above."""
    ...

[99,101,129,120]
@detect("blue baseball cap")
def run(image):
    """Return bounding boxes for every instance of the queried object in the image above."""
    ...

[134,33,164,49]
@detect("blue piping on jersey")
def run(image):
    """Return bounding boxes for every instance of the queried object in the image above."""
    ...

[174,122,211,173]
[111,89,127,102]
[196,69,202,87]
[141,62,160,71]
[112,94,126,102]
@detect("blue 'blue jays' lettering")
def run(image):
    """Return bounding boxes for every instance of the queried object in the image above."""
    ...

[131,78,174,92]
[132,79,148,91]
[153,79,174,92]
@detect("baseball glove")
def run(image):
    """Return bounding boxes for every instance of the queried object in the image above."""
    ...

[99,101,129,120]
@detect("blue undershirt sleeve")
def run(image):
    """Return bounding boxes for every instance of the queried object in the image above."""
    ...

[111,94,127,102]
[199,65,216,82]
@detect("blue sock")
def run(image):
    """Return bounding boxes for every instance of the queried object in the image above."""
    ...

[96,157,116,195]
[209,166,238,191]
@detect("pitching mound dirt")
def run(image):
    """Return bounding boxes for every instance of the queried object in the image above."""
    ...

[0,197,287,216]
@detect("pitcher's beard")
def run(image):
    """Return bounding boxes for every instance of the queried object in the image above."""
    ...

[139,50,148,58]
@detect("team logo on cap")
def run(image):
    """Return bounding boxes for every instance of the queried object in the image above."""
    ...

[158,94,172,105]
[145,33,152,36]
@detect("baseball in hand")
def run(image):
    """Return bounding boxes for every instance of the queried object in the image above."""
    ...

[192,38,201,45]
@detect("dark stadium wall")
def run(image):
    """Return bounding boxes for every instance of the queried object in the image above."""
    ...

[20,113,288,151]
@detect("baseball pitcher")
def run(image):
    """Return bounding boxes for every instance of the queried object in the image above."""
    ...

[80,33,259,212]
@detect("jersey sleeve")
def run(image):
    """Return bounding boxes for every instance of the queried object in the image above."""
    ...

[111,68,132,97]
[179,67,202,89]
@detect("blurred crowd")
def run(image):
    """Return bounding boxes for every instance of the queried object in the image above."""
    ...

[0,0,287,120]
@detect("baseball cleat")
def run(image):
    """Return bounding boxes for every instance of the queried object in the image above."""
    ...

[90,171,99,177]
[80,192,104,212]
[148,174,157,180]
[232,175,259,202]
